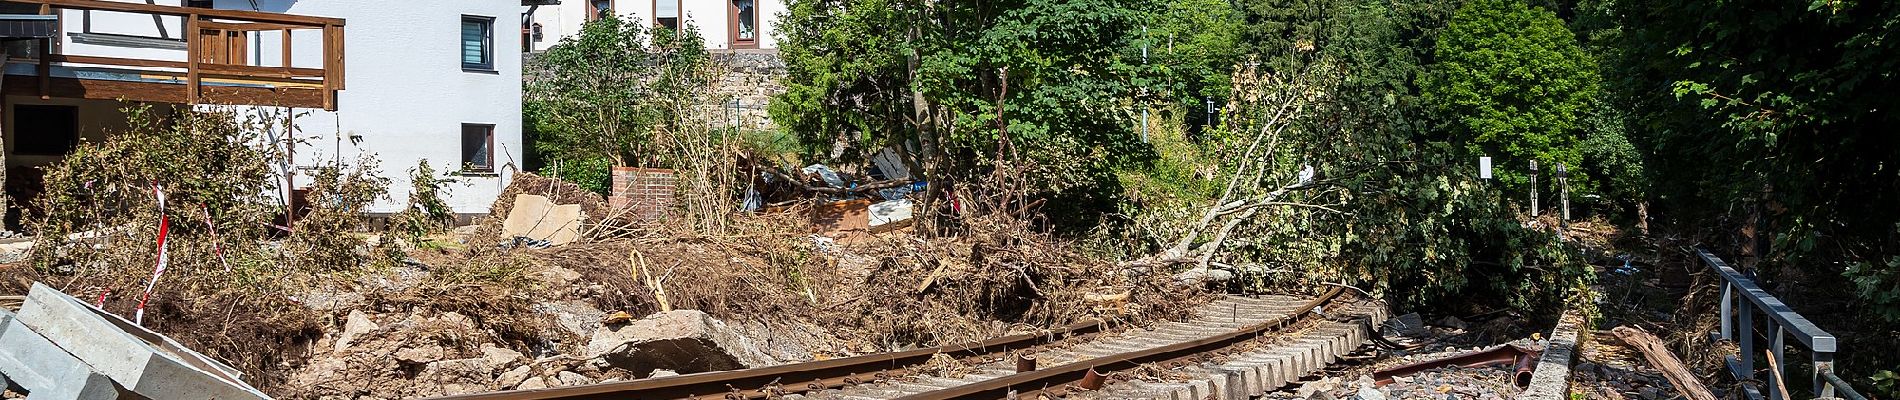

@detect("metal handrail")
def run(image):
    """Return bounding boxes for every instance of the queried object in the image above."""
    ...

[1702,249,1861,400]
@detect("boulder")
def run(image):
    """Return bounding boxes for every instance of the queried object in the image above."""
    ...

[584,310,776,376]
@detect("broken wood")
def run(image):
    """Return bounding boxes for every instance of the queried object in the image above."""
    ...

[915,257,955,294]
[1611,326,1717,400]
[1764,349,1792,400]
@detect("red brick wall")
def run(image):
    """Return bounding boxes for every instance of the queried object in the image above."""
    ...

[609,167,676,221]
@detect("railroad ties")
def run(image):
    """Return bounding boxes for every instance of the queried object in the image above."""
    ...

[429,289,1386,400]
[794,291,1387,400]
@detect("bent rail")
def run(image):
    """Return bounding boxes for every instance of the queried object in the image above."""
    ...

[1702,249,1864,400]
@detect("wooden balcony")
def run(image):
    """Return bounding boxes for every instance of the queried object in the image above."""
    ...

[0,0,344,110]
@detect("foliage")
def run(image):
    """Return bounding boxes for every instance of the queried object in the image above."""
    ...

[772,0,1160,230]
[1599,0,1900,324]
[1421,0,1600,192]
[1139,0,1246,111]
[390,160,455,244]
[23,105,385,389]
[526,15,713,168]
[540,156,613,196]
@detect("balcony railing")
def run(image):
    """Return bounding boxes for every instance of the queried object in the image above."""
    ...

[3,0,344,110]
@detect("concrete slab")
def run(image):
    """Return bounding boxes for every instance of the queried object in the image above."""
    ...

[15,283,270,399]
[500,194,585,246]
[0,310,122,399]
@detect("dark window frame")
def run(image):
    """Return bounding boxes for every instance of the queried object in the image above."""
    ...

[13,104,80,156]
[586,0,613,22]
[460,15,495,72]
[461,123,496,173]
[653,0,679,31]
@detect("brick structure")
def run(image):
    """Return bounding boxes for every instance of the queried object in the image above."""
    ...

[609,167,677,221]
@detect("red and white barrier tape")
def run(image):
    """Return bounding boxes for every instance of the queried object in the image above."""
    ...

[135,183,170,325]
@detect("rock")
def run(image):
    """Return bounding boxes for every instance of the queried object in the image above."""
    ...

[395,345,445,364]
[557,371,593,386]
[1357,386,1387,400]
[497,366,532,389]
[584,310,777,376]
[1436,316,1469,330]
[1639,387,1663,400]
[335,310,380,352]
[1384,313,1428,336]
[517,377,552,390]
[421,358,490,383]
[649,369,679,378]
[480,345,525,369]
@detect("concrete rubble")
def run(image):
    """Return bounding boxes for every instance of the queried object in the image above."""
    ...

[584,309,782,377]
[0,282,272,399]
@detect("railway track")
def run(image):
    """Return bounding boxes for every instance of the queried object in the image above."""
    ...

[432,287,1384,400]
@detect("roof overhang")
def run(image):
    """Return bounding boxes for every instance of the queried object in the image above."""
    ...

[0,14,57,39]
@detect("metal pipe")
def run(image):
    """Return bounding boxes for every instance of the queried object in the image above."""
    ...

[1819,370,1869,400]
[1513,353,1535,388]
[1015,354,1036,373]
[1079,368,1105,391]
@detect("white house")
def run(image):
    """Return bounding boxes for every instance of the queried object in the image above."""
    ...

[0,0,527,220]
[525,0,783,52]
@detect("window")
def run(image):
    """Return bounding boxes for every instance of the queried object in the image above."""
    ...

[587,0,613,21]
[14,105,79,155]
[460,15,494,71]
[461,124,495,172]
[730,0,757,47]
[654,0,679,30]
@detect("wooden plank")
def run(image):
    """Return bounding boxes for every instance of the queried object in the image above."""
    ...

[280,28,291,73]
[199,63,324,79]
[0,74,325,108]
[186,13,199,104]
[332,24,343,90]
[320,24,336,110]
[11,0,342,27]
[36,38,49,99]
[1612,326,1719,400]
[198,20,309,32]
[49,54,189,69]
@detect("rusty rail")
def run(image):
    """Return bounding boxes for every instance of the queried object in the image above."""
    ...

[892,287,1345,400]
[428,320,1104,400]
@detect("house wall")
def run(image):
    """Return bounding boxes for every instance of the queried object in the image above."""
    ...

[44,0,524,215]
[530,0,782,52]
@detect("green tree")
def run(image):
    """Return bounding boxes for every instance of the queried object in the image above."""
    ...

[526,15,712,168]
[1421,0,1599,192]
[772,0,1160,229]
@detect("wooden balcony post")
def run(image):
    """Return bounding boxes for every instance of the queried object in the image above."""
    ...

[320,23,335,110]
[281,28,291,73]
[186,12,200,105]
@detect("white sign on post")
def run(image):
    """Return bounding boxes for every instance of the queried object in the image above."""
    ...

[1479,156,1493,180]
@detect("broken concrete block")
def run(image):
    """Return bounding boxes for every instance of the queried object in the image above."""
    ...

[0,310,122,400]
[13,283,269,399]
[501,194,585,246]
[517,376,552,390]
[584,310,777,376]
